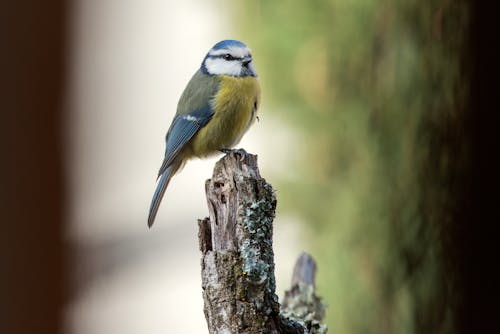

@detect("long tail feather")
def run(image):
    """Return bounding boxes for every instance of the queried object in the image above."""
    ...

[148,165,175,227]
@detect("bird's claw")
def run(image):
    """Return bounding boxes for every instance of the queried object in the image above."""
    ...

[219,148,232,154]
[219,148,248,160]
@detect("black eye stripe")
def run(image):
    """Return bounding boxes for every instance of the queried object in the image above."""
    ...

[223,54,238,61]
[207,53,249,61]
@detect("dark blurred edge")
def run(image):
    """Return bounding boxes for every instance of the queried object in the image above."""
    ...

[457,1,499,333]
[0,1,68,334]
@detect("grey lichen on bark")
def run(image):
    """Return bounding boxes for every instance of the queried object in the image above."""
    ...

[198,150,327,334]
[281,253,327,334]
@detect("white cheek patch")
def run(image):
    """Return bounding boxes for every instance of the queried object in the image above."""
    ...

[205,57,242,76]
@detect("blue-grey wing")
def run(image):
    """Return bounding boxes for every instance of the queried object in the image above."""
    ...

[157,105,213,177]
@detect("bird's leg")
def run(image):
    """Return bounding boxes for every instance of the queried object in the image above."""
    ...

[219,148,233,154]
[219,148,248,160]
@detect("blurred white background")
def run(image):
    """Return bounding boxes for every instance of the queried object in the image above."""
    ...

[65,0,307,333]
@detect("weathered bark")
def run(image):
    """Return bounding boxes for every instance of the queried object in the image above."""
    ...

[198,150,327,334]
[198,150,281,333]
[281,253,327,334]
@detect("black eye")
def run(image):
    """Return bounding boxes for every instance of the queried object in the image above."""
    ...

[223,54,234,61]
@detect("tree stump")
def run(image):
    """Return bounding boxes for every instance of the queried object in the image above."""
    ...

[198,150,327,334]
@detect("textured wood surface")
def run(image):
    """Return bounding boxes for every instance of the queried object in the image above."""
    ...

[282,253,327,334]
[199,150,326,333]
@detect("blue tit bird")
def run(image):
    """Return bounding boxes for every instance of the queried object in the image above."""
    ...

[148,40,260,227]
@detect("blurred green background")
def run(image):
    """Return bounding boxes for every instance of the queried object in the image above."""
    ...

[234,1,469,333]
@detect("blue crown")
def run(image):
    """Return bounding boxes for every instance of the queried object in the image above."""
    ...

[211,40,247,51]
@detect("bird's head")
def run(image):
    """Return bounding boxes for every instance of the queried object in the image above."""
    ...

[201,40,257,78]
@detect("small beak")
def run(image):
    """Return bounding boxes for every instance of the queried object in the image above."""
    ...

[242,56,252,67]
[240,56,257,77]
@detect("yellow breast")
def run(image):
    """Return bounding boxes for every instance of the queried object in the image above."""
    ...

[189,75,260,157]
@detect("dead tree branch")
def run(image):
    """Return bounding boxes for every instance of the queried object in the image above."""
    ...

[198,150,327,334]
